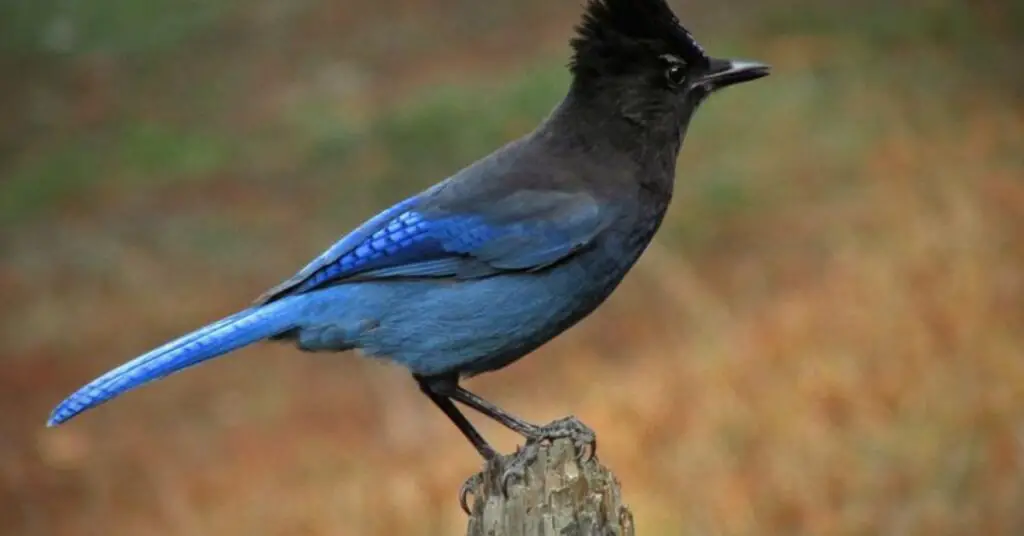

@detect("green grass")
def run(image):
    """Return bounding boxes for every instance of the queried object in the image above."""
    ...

[0,0,235,56]
[1,122,234,224]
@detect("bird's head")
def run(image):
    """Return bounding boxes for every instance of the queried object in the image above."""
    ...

[569,0,769,129]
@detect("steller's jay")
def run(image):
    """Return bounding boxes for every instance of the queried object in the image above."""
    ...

[48,0,769,503]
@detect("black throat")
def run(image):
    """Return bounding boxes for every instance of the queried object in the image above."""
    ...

[546,84,687,197]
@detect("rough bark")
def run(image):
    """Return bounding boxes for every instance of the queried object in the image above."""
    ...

[464,438,634,536]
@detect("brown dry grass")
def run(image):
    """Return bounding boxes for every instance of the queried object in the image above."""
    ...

[2,2,1023,535]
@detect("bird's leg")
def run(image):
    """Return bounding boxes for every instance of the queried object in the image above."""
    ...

[418,375,598,509]
[416,375,498,514]
[450,386,537,436]
[450,385,597,493]
[451,386,596,456]
[416,376,498,460]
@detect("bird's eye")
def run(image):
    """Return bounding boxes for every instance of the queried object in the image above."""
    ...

[665,65,686,87]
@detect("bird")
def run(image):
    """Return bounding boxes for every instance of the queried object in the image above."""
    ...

[48,0,768,506]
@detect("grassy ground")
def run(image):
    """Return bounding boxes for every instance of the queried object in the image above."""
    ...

[2,1,1022,534]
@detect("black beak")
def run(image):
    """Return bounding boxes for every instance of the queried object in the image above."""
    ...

[696,58,771,90]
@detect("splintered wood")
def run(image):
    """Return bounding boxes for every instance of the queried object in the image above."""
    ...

[464,438,634,536]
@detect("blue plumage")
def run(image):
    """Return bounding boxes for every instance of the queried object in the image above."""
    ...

[47,0,769,489]
[258,188,607,301]
[288,209,433,294]
[49,299,300,426]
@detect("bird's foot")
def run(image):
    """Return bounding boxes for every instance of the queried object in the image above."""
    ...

[499,415,597,494]
[459,453,508,514]
[458,472,483,515]
[497,442,541,496]
[533,415,598,460]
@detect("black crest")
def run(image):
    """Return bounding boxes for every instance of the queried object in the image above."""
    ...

[571,0,708,78]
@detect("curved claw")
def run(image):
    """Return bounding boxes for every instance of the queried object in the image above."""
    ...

[535,415,597,461]
[459,472,482,515]
[576,435,597,462]
[499,443,539,496]
[499,468,521,497]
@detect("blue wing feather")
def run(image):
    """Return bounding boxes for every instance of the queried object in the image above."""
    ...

[255,196,424,303]
[257,189,609,302]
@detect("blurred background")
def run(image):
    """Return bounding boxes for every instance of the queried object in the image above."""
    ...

[1,0,1022,534]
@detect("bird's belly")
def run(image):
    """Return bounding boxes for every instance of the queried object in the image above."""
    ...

[301,256,625,378]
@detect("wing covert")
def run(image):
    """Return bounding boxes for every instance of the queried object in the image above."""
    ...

[256,189,610,303]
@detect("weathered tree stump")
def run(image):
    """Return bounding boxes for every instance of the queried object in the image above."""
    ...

[464,438,634,536]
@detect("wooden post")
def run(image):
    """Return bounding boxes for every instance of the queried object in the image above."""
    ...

[464,437,635,536]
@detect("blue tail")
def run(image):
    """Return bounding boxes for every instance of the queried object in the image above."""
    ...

[47,299,300,426]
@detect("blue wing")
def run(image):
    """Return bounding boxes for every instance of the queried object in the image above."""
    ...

[256,189,610,304]
[46,188,608,426]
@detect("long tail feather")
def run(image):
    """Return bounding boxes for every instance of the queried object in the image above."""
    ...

[47,300,299,426]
